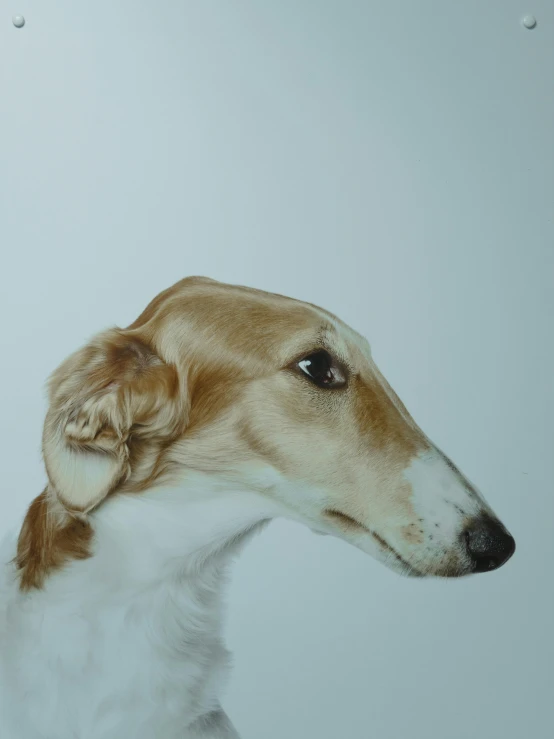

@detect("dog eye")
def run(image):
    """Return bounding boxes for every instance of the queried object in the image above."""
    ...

[297,351,346,389]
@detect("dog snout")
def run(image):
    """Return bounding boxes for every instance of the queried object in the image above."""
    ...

[463,516,516,573]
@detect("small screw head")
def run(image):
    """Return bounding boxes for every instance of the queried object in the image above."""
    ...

[522,15,537,29]
[12,15,26,28]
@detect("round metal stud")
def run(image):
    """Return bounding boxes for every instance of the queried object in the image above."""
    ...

[522,15,537,29]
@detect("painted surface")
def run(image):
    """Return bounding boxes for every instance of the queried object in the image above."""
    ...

[1,2,552,737]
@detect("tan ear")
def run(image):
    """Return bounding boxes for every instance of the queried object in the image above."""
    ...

[43,329,183,514]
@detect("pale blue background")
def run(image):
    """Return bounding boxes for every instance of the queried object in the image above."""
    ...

[1,2,553,737]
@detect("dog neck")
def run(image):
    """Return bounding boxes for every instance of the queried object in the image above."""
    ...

[91,477,273,584]
[2,475,274,736]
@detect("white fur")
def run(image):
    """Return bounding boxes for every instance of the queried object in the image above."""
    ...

[44,429,122,513]
[0,455,507,737]
[0,473,279,739]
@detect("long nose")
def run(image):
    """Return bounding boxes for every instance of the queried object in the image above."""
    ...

[464,516,516,573]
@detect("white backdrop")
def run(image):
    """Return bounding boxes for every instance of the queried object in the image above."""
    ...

[2,2,553,738]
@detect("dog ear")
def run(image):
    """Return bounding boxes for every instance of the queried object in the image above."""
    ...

[43,329,183,515]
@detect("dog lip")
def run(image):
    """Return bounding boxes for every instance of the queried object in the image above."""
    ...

[369,530,422,575]
[323,509,422,576]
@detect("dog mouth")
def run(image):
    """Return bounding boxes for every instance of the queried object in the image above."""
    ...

[323,509,422,576]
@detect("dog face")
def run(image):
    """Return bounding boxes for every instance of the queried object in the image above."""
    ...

[40,277,515,580]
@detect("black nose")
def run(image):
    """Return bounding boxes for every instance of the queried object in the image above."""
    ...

[464,516,516,573]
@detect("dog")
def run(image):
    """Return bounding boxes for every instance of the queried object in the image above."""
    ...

[0,276,515,738]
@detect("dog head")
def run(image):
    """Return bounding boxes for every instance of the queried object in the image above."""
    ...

[38,276,515,580]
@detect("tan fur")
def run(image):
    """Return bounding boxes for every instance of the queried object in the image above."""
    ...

[16,491,93,591]
[18,276,432,589]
